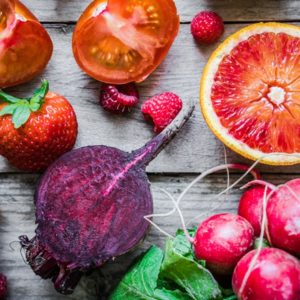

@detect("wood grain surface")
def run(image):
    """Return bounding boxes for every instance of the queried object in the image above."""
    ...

[23,0,300,23]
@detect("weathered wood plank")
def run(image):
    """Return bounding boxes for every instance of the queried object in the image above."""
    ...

[1,23,300,174]
[0,172,294,299]
[23,0,300,23]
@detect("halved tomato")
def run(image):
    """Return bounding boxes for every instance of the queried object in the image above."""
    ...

[72,0,179,84]
[0,0,53,88]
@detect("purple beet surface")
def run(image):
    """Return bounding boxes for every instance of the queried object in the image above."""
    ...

[19,101,194,295]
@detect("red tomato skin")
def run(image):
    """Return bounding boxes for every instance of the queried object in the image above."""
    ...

[194,213,254,275]
[232,248,300,300]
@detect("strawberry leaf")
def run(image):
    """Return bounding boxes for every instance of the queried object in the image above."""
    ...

[0,103,18,116]
[29,80,49,112]
[0,90,22,103]
[12,104,31,129]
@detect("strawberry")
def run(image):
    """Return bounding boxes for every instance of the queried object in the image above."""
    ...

[100,83,139,113]
[191,11,224,44]
[0,273,7,299]
[0,80,78,171]
[142,92,183,133]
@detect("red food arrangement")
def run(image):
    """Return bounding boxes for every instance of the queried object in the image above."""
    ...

[0,0,53,88]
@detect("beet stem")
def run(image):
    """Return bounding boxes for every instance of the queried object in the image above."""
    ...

[132,100,195,168]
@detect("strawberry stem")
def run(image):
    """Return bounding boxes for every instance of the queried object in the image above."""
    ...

[0,80,49,128]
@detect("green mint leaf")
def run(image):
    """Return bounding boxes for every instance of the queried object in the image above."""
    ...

[29,80,49,112]
[0,90,22,104]
[109,246,191,300]
[160,236,222,300]
[12,104,31,129]
[0,103,18,116]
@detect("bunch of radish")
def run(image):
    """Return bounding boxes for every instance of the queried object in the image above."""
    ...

[152,164,300,300]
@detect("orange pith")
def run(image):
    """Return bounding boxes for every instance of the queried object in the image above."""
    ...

[201,23,300,165]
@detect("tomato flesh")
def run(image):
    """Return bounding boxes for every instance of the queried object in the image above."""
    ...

[0,0,53,88]
[72,0,179,84]
[211,32,300,153]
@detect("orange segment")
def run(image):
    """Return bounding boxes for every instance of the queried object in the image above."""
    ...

[201,23,300,165]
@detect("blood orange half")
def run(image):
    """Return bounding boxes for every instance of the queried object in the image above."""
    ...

[201,23,300,165]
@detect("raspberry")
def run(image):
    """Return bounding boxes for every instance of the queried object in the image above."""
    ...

[191,11,224,44]
[142,92,183,133]
[0,274,7,299]
[100,83,139,113]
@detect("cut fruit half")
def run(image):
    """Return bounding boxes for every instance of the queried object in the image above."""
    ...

[72,0,179,84]
[201,22,300,165]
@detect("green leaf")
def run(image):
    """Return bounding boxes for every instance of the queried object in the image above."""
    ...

[254,238,270,249]
[29,80,49,112]
[12,104,31,128]
[174,229,205,266]
[0,90,22,104]
[0,104,18,116]
[109,246,191,300]
[160,236,222,300]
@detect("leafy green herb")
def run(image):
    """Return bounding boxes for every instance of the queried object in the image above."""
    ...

[160,233,222,300]
[109,246,191,300]
[0,80,49,128]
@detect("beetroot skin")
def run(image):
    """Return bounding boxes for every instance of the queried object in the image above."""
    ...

[194,213,254,275]
[232,248,300,300]
[20,102,194,294]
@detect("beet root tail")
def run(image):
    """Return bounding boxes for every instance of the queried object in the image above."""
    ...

[19,235,83,295]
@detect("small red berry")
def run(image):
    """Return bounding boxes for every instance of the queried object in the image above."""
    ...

[142,92,183,133]
[0,273,7,299]
[191,11,224,44]
[100,83,139,113]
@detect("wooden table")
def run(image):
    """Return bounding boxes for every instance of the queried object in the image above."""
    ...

[1,1,300,299]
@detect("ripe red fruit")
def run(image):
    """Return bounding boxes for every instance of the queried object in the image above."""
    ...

[0,80,78,171]
[191,11,224,44]
[194,213,254,275]
[142,92,183,133]
[238,185,272,236]
[100,83,139,113]
[0,273,7,299]
[232,248,300,300]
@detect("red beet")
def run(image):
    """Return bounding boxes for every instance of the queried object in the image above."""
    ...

[238,185,272,236]
[267,179,300,257]
[193,213,254,275]
[232,248,300,300]
[20,102,194,294]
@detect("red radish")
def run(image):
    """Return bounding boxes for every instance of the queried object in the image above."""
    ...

[232,248,300,300]
[193,213,254,275]
[238,184,273,236]
[238,179,300,256]
[267,179,300,257]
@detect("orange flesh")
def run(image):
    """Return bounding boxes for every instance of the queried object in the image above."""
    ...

[72,0,179,84]
[211,32,300,153]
